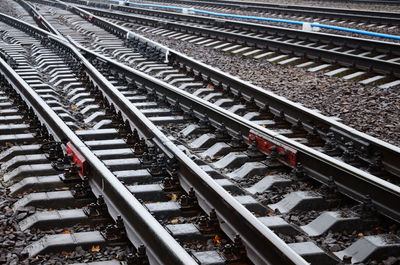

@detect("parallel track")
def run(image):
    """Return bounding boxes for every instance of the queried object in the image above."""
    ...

[35,0,400,179]
[56,0,400,82]
[13,0,400,219]
[0,18,198,265]
[120,0,400,26]
[0,5,308,265]
[0,0,399,264]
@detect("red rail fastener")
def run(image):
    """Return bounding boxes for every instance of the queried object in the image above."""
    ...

[249,130,297,167]
[66,142,88,176]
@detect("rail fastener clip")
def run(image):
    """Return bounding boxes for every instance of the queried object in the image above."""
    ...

[66,141,89,176]
[249,131,297,166]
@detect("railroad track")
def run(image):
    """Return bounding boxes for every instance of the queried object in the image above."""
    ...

[52,0,400,89]
[0,6,307,265]
[39,0,400,216]
[88,0,400,47]
[26,0,400,170]
[107,0,400,28]
[41,0,400,40]
[275,0,400,6]
[0,0,399,264]
[0,18,193,265]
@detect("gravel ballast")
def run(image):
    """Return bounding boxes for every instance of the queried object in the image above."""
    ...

[125,27,400,146]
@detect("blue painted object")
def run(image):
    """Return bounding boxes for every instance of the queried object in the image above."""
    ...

[107,0,400,41]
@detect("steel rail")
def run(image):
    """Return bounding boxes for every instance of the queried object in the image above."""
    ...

[0,12,200,265]
[69,36,309,264]
[312,0,400,4]
[29,0,400,221]
[26,0,400,193]
[72,39,400,223]
[154,0,400,17]
[101,2,400,55]
[22,0,400,259]
[63,2,400,77]
[227,0,400,6]
[44,0,400,178]
[194,0,400,13]
[35,0,400,56]
[134,0,400,25]
[1,9,311,265]
[8,0,400,256]
[21,0,65,38]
